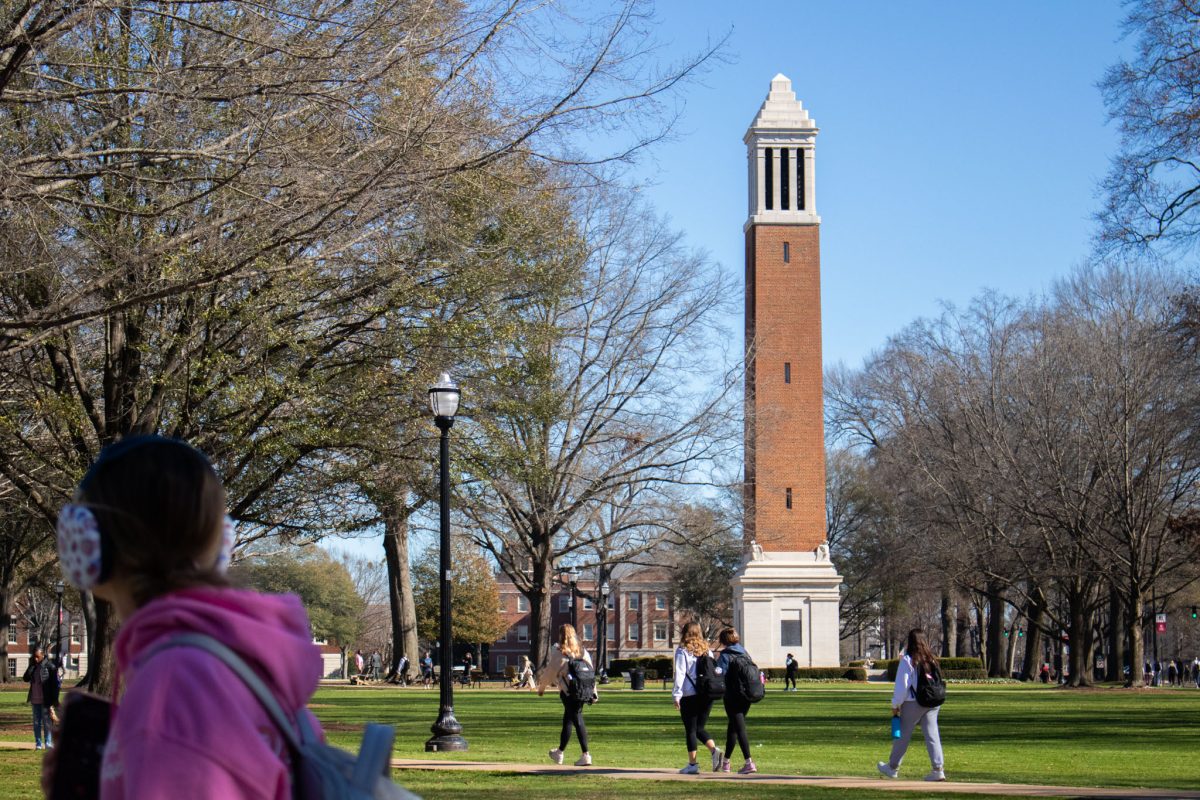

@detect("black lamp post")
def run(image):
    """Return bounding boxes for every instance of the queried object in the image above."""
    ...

[597,580,611,682]
[567,568,580,630]
[54,581,64,669]
[425,373,467,753]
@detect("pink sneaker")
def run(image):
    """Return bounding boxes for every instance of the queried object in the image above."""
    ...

[719,758,731,773]
[737,759,757,775]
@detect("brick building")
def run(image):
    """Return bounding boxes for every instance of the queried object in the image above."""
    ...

[732,74,842,668]
[488,566,683,675]
[4,607,88,682]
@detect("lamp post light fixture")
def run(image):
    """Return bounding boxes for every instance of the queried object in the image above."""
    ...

[54,580,64,668]
[425,373,467,753]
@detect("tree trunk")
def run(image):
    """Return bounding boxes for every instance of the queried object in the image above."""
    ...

[1107,587,1126,683]
[955,603,970,657]
[0,588,10,682]
[381,495,419,683]
[1066,586,1093,687]
[985,587,1006,677]
[940,592,956,657]
[84,600,118,695]
[1127,589,1146,687]
[529,558,555,672]
[1020,593,1045,682]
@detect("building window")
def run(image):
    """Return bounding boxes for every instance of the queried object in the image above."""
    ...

[496,595,505,612]
[655,594,666,611]
[7,624,15,644]
[783,242,790,263]
[558,595,569,613]
[496,655,507,672]
[628,594,640,611]
[765,148,774,210]
[607,626,615,641]
[786,487,793,509]
[517,624,529,643]
[313,636,328,645]
[517,595,529,613]
[583,624,595,641]
[6,659,14,679]
[582,597,594,611]
[780,148,790,210]
[654,622,667,641]
[628,623,640,642]
[70,623,80,644]
[784,362,791,383]
[798,149,806,210]
[606,594,615,610]
[782,614,803,647]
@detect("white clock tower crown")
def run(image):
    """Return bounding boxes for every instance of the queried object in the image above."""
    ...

[744,74,820,229]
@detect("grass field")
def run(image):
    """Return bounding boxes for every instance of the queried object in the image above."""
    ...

[0,682,1196,798]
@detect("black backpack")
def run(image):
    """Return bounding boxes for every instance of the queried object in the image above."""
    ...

[915,663,946,708]
[729,654,765,704]
[690,653,726,699]
[566,657,597,704]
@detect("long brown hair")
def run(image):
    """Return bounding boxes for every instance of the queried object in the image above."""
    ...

[559,624,583,659]
[905,628,939,672]
[680,621,710,657]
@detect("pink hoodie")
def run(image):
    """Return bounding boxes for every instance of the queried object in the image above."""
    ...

[100,587,324,799]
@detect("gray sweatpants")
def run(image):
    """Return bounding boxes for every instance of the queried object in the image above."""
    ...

[887,700,943,771]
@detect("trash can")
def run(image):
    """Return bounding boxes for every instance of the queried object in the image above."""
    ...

[630,668,646,691]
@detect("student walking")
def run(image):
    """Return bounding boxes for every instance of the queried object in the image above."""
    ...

[45,435,328,797]
[672,621,722,774]
[23,647,59,750]
[716,628,757,774]
[537,624,595,767]
[784,652,799,691]
[422,652,434,688]
[877,628,946,782]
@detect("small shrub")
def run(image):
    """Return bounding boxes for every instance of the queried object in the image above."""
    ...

[881,657,984,681]
[764,666,866,681]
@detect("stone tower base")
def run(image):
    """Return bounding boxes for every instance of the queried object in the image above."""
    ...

[731,548,842,668]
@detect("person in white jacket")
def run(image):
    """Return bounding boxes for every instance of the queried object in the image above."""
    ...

[671,621,722,775]
[537,624,594,766]
[877,628,946,782]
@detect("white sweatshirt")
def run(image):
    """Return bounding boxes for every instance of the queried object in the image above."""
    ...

[891,654,916,708]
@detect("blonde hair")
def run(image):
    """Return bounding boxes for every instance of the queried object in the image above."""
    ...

[680,621,709,658]
[559,624,583,659]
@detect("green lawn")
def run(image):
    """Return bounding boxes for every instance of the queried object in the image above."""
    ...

[0,682,1197,798]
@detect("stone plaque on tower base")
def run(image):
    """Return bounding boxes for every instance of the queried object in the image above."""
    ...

[731,547,842,669]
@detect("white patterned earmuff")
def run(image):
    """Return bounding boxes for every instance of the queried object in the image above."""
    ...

[56,504,106,591]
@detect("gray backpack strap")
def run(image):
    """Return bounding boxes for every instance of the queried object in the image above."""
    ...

[142,632,304,753]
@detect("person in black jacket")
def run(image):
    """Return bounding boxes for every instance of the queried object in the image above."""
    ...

[23,648,60,750]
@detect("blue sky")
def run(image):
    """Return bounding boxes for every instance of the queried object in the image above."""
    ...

[629,1,1130,368]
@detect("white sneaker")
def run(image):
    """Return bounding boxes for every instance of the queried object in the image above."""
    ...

[574,753,592,767]
[877,761,898,779]
[679,762,699,775]
[924,770,946,782]
[548,748,564,765]
[711,747,723,772]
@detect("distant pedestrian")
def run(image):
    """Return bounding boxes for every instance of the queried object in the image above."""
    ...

[354,649,365,678]
[716,627,757,775]
[370,650,382,681]
[396,654,410,685]
[422,652,434,688]
[784,652,798,691]
[877,628,946,782]
[516,655,534,689]
[1168,660,1178,686]
[23,647,59,750]
[671,621,722,775]
[1039,663,1050,684]
[537,624,595,767]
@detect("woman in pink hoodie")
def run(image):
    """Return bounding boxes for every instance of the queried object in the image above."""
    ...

[48,436,325,799]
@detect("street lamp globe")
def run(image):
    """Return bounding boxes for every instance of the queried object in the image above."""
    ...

[428,373,461,420]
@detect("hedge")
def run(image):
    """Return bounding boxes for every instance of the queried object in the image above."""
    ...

[878,657,985,681]
[764,666,867,681]
[609,656,673,678]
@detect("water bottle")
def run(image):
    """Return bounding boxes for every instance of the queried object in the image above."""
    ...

[891,716,902,740]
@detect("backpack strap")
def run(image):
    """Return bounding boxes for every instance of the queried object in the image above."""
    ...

[142,632,304,753]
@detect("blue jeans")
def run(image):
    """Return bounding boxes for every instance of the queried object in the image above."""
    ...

[32,704,53,748]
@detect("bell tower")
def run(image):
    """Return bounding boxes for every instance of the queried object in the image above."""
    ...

[732,74,842,668]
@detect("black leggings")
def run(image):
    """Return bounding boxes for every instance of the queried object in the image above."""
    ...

[723,697,751,759]
[559,694,589,752]
[785,671,797,689]
[679,694,714,753]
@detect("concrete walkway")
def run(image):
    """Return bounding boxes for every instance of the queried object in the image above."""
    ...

[390,758,1200,799]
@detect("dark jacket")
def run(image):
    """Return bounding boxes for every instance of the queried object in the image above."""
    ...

[23,656,60,706]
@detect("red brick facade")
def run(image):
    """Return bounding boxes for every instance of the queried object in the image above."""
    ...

[745,223,827,552]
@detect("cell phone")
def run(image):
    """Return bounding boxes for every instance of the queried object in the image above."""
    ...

[50,691,112,800]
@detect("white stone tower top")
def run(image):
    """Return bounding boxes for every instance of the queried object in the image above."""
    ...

[744,74,820,228]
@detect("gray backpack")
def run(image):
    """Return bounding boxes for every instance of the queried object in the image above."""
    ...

[147,633,419,800]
